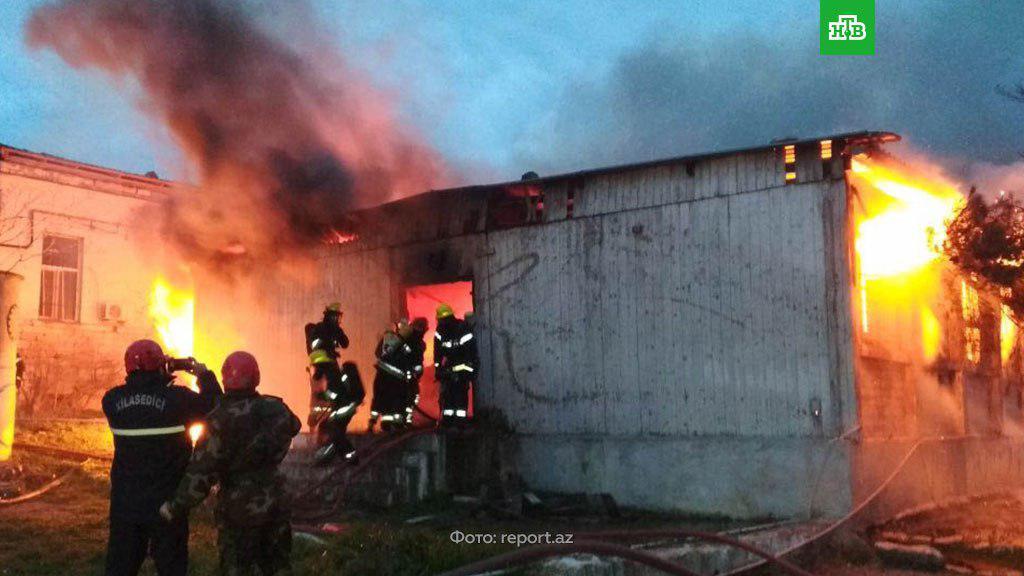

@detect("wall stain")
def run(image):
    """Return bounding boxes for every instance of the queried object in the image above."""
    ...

[495,328,603,405]
[486,253,540,300]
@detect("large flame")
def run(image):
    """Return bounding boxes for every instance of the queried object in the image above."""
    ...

[148,277,203,443]
[851,155,961,279]
[149,278,195,359]
[850,154,963,363]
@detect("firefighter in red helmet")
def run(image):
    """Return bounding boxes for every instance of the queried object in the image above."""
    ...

[161,351,301,575]
[102,339,221,576]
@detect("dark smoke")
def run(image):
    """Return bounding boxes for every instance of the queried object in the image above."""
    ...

[26,0,449,270]
[515,1,1024,175]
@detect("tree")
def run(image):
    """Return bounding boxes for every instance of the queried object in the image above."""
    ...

[943,188,1024,320]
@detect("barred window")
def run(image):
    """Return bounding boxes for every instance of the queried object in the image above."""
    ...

[39,235,82,322]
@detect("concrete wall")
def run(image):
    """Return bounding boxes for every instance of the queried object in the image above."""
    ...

[0,148,171,415]
[516,435,852,518]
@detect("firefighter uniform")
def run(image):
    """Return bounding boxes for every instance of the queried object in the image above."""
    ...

[311,360,365,465]
[369,326,418,432]
[163,352,302,576]
[305,305,350,393]
[435,311,479,426]
[102,340,221,576]
[404,318,428,424]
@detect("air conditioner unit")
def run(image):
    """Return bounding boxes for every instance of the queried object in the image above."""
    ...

[98,302,123,322]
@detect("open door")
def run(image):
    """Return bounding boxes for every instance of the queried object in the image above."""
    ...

[404,281,474,420]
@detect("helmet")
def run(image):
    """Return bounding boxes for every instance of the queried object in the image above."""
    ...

[125,339,165,373]
[222,351,260,390]
[397,319,415,340]
[324,302,342,315]
[436,303,454,320]
[308,349,333,365]
[411,317,428,334]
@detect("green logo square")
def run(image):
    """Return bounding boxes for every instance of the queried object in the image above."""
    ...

[820,0,875,55]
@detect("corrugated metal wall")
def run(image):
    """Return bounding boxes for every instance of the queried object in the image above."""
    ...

[237,146,856,439]
[479,179,847,437]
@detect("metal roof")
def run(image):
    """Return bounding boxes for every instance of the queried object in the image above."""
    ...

[418,130,900,197]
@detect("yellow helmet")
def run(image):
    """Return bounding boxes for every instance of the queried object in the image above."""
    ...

[309,350,333,365]
[325,302,342,314]
[436,303,454,320]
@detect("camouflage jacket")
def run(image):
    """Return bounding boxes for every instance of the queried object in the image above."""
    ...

[168,390,301,527]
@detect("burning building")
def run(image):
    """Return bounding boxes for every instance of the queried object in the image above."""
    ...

[212,130,1024,520]
[0,145,183,417]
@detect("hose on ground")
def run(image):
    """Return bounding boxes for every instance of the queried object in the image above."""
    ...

[292,427,437,520]
[436,541,703,576]
[291,425,430,503]
[441,436,924,576]
[576,529,816,576]
[723,439,923,576]
[0,468,76,506]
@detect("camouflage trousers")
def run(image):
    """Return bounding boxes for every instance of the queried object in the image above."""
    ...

[217,517,292,576]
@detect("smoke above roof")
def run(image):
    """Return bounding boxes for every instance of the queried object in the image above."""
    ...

[26,0,450,271]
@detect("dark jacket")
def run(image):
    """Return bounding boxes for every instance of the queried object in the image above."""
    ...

[168,391,301,527]
[102,370,222,522]
[304,315,350,359]
[434,317,479,379]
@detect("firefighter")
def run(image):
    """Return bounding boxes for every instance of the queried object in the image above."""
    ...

[304,302,350,395]
[311,358,365,466]
[102,339,222,576]
[404,317,429,424]
[435,304,479,427]
[368,320,418,433]
[160,351,302,576]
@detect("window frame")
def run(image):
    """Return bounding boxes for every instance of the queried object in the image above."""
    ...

[38,234,83,323]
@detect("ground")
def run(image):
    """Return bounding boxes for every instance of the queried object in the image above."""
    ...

[0,420,1000,576]
[0,420,514,575]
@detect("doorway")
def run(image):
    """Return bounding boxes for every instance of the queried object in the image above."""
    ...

[404,281,474,420]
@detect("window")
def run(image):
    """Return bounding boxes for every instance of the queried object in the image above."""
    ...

[39,235,82,322]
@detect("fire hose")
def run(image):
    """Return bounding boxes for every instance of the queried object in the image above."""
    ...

[0,443,110,507]
[436,531,820,576]
[0,468,76,506]
[437,541,703,576]
[292,426,437,521]
[722,439,922,576]
[439,436,923,576]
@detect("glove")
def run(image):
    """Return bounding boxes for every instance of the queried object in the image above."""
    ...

[159,502,175,521]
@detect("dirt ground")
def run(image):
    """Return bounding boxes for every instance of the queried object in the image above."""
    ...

[6,420,1019,575]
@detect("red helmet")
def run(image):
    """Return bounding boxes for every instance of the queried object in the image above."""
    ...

[125,339,166,373]
[222,351,260,391]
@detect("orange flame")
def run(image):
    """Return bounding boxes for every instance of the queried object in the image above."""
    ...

[851,155,961,279]
[148,277,204,442]
[850,155,963,364]
[149,278,195,359]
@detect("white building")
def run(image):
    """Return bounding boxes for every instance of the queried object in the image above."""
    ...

[0,145,173,416]
[213,130,1024,519]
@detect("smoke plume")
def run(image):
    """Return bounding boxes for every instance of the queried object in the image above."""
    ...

[25,0,449,270]
[513,1,1024,176]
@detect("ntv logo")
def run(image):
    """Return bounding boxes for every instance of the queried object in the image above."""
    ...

[820,0,874,55]
[827,15,867,41]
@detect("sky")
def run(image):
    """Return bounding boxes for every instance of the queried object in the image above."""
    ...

[2,0,1023,184]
